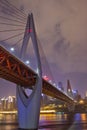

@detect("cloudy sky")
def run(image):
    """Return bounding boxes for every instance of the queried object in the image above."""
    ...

[0,0,87,98]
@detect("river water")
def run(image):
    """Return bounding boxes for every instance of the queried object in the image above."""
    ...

[0,113,87,130]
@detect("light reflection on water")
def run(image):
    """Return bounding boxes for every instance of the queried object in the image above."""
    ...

[81,113,87,123]
[0,113,17,123]
[39,113,87,130]
[39,113,68,126]
[0,113,87,130]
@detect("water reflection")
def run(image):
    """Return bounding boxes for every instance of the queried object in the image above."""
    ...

[40,113,74,125]
[0,114,17,123]
[0,113,87,130]
[39,113,87,130]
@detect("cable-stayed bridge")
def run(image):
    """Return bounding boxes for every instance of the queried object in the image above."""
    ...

[0,1,74,129]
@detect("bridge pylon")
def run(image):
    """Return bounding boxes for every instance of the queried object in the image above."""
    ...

[16,13,42,130]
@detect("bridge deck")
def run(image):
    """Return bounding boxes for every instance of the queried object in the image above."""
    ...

[0,45,73,103]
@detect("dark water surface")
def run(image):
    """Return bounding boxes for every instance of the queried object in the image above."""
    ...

[0,113,87,130]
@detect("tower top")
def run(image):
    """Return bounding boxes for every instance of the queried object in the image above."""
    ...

[67,80,72,91]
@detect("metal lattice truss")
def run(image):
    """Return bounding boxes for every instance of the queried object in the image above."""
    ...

[0,45,36,87]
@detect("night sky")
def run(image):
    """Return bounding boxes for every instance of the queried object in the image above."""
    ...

[0,0,87,98]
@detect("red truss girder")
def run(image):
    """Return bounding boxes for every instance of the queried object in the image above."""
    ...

[0,46,37,87]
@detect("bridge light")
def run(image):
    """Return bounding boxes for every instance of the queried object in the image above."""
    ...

[25,60,30,65]
[27,29,32,33]
[36,68,39,74]
[49,80,52,83]
[10,47,15,52]
[43,75,49,81]
[53,83,56,86]
[41,93,44,96]
[58,87,62,91]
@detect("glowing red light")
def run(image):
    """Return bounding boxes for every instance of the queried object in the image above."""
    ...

[27,29,32,33]
[43,75,49,81]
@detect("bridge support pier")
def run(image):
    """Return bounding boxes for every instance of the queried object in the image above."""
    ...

[16,75,42,130]
[16,13,42,130]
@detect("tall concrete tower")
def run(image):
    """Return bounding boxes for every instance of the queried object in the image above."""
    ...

[16,13,42,130]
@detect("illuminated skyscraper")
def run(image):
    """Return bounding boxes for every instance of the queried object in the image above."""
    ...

[67,80,73,97]
[0,96,17,110]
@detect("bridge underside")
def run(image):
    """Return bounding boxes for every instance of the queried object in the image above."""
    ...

[0,45,73,103]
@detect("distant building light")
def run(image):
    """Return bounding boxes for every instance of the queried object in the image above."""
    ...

[79,99,84,104]
[58,105,63,108]
[72,90,77,94]
[1,97,5,101]
[40,110,56,113]
[8,96,13,102]
[10,47,15,52]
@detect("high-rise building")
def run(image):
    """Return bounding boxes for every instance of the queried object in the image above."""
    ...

[58,82,64,92]
[12,96,17,110]
[0,96,17,110]
[85,91,87,100]
[67,80,73,97]
[1,97,6,110]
